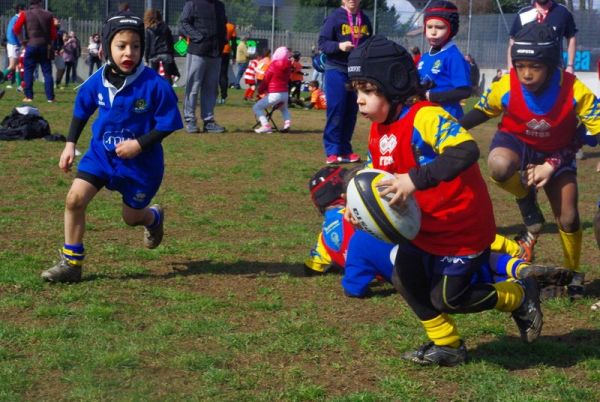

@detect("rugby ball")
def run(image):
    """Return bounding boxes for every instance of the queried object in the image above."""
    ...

[346,169,421,243]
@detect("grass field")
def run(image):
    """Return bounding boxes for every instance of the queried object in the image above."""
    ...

[1,84,599,401]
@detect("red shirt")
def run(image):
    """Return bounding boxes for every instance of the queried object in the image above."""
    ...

[499,69,577,153]
[369,102,496,256]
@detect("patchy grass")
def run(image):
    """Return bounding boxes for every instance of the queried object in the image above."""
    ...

[0,85,599,401]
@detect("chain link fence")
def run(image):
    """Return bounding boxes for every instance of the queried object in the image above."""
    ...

[1,1,599,71]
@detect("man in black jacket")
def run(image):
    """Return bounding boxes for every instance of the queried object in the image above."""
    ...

[179,0,227,133]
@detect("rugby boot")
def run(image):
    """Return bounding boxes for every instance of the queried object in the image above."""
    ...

[516,264,574,287]
[144,204,164,249]
[402,341,467,367]
[566,271,585,300]
[512,277,543,343]
[516,189,545,234]
[41,252,82,283]
[514,231,537,262]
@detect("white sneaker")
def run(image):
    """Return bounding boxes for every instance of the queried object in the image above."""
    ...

[281,120,291,133]
[254,124,272,133]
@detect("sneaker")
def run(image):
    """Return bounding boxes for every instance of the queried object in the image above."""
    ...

[402,341,468,367]
[16,86,23,93]
[326,155,340,165]
[516,189,545,234]
[515,231,537,262]
[512,277,543,343]
[186,122,200,134]
[144,204,164,249]
[280,120,291,133]
[203,120,225,133]
[22,97,33,102]
[5,85,12,89]
[41,252,82,283]
[339,153,361,163]
[516,264,574,287]
[566,271,585,300]
[47,99,56,103]
[254,124,272,134]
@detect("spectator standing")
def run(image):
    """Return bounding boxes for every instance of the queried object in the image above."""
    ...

[3,4,26,89]
[87,33,102,76]
[69,31,81,84]
[234,36,249,90]
[318,0,372,165]
[62,31,77,87]
[218,21,237,104]
[13,0,57,102]
[53,18,66,89]
[179,0,227,133]
[508,0,577,74]
[465,54,480,96]
[144,9,179,85]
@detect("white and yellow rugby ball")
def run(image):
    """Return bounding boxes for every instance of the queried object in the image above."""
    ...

[346,169,421,243]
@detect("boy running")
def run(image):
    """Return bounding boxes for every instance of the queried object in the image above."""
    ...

[41,12,183,283]
[345,35,543,367]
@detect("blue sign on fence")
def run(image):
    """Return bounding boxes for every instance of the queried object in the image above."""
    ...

[563,50,592,71]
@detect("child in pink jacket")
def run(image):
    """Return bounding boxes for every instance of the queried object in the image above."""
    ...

[253,46,292,133]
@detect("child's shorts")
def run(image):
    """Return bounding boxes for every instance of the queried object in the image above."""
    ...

[77,145,164,209]
[490,130,577,176]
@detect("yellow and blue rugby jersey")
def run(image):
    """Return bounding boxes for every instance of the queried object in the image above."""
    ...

[474,69,600,135]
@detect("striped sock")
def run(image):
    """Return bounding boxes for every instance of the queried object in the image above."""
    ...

[62,243,85,267]
[421,314,461,348]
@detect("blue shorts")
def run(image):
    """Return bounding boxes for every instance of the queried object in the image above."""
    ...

[77,144,164,209]
[490,130,576,176]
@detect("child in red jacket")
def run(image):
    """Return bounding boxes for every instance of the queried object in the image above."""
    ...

[252,46,292,133]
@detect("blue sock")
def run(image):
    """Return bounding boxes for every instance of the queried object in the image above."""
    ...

[146,207,161,229]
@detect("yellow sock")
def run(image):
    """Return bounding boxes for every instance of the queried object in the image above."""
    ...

[559,227,582,270]
[493,281,524,312]
[491,234,522,257]
[491,172,529,199]
[421,314,461,347]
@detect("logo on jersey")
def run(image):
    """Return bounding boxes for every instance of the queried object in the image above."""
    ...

[133,98,148,113]
[379,134,397,167]
[102,128,136,152]
[431,59,442,74]
[133,192,147,203]
[525,118,551,138]
[97,93,105,106]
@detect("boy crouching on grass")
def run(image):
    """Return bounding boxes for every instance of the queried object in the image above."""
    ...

[41,12,183,283]
[306,167,572,299]
[344,35,543,367]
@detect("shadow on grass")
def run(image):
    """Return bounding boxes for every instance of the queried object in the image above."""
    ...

[169,260,314,278]
[584,278,600,297]
[496,221,595,237]
[469,329,600,369]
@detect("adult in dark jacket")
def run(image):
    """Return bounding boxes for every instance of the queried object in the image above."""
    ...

[318,0,372,164]
[179,0,227,133]
[13,0,57,102]
[144,8,179,85]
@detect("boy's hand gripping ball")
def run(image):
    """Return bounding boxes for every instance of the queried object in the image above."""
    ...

[346,169,421,243]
